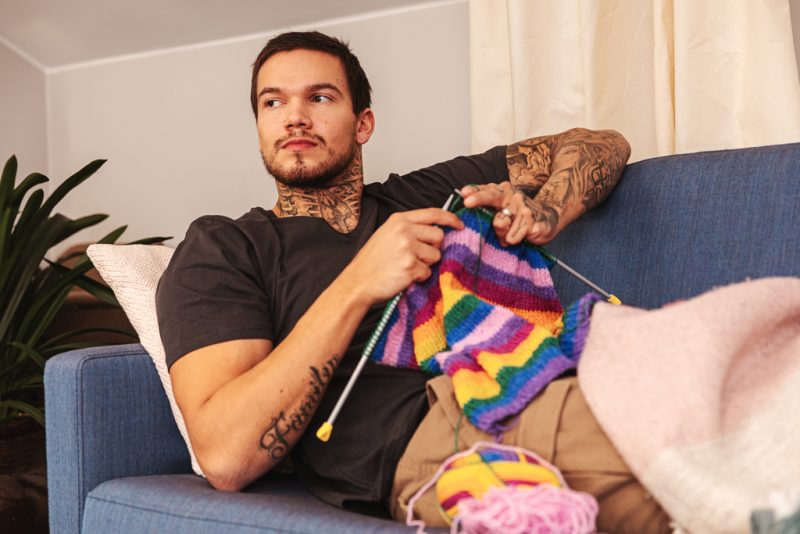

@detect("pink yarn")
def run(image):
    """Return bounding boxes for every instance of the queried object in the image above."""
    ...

[405,441,599,534]
[451,485,598,534]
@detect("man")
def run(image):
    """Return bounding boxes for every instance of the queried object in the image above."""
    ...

[157,31,670,532]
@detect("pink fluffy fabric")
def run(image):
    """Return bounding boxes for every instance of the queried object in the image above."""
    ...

[578,277,800,533]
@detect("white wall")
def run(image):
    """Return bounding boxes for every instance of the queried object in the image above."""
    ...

[0,41,47,179]
[47,1,470,251]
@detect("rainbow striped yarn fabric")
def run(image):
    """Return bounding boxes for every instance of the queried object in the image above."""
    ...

[370,207,599,435]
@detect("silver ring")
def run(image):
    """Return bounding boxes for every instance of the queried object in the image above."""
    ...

[500,207,513,218]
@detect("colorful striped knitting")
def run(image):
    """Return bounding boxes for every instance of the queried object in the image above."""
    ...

[371,207,599,435]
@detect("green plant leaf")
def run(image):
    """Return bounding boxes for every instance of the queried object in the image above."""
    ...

[0,155,17,211]
[39,341,99,355]
[38,159,106,220]
[0,206,13,265]
[43,262,119,306]
[72,273,120,306]
[98,225,127,244]
[14,279,73,350]
[53,213,108,244]
[3,174,49,261]
[0,400,44,426]
[40,327,136,350]
[126,236,173,245]
[0,188,43,292]
[8,341,45,369]
[10,172,48,209]
[0,215,71,343]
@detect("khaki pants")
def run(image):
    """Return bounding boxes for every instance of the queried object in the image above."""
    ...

[390,375,672,533]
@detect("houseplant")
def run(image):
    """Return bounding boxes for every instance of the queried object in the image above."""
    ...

[0,154,168,531]
[1,154,168,425]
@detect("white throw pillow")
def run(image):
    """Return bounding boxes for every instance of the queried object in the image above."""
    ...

[87,244,204,476]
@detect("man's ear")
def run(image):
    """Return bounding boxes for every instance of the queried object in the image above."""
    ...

[355,108,375,145]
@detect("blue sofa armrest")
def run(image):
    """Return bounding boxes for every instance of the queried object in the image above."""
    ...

[45,343,191,534]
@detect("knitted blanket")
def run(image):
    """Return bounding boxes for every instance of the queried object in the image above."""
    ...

[370,207,598,435]
[578,277,800,534]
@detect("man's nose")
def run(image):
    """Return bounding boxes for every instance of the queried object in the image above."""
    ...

[284,101,311,130]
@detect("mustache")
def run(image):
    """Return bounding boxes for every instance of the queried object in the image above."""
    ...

[274,132,325,150]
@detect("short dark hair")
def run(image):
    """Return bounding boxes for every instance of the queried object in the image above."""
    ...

[250,31,372,118]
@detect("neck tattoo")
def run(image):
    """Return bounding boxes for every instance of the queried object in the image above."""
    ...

[273,154,364,234]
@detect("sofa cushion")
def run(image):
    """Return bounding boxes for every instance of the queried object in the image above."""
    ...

[82,474,442,533]
[87,244,204,477]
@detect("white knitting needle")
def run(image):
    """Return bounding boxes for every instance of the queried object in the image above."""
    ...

[316,193,457,442]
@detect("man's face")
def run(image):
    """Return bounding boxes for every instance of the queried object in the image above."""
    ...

[255,49,372,187]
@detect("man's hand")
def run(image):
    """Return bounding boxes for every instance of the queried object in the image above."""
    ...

[339,208,464,304]
[462,128,631,246]
[460,181,555,246]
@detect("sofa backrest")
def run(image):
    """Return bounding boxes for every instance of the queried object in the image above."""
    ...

[548,142,800,308]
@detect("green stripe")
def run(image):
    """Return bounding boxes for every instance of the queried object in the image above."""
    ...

[443,293,480,333]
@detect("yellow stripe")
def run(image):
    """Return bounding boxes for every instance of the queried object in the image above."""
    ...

[488,462,562,487]
[475,325,553,378]
[451,369,501,404]
[413,308,446,364]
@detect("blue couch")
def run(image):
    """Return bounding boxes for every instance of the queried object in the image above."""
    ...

[45,142,800,533]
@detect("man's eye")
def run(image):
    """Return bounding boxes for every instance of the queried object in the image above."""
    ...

[311,95,332,103]
[265,99,282,108]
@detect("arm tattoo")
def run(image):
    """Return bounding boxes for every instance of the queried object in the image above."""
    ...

[258,354,339,462]
[506,137,552,190]
[507,128,631,234]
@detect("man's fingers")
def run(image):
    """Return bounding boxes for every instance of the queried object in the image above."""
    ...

[412,263,433,283]
[395,208,464,230]
[411,224,446,248]
[413,242,442,266]
[460,183,512,210]
[492,211,512,246]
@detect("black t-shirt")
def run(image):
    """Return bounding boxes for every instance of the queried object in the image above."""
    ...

[156,146,509,513]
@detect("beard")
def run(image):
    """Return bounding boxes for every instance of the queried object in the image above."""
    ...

[262,136,357,188]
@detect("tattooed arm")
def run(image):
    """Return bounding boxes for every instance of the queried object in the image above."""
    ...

[168,208,462,492]
[463,128,631,245]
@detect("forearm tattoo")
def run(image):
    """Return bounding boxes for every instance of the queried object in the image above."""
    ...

[258,354,339,462]
[506,128,631,233]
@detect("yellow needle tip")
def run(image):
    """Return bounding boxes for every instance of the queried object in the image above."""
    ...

[316,422,333,442]
[608,294,622,305]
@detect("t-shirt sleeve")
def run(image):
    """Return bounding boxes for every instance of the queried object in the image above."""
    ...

[156,215,274,369]
[375,145,509,210]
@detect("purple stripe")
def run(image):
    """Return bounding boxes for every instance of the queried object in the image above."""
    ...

[441,242,561,303]
[444,226,551,282]
[440,258,562,314]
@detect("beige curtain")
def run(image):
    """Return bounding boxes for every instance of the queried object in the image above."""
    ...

[469,0,800,162]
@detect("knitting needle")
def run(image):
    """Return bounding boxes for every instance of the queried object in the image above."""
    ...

[316,193,458,442]
[457,190,621,305]
[533,247,621,305]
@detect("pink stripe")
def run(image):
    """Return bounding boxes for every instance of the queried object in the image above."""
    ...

[382,299,409,366]
[450,307,515,351]
[444,226,551,283]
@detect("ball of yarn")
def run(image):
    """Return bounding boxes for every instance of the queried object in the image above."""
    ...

[435,446,563,520]
[405,442,599,534]
[452,484,598,534]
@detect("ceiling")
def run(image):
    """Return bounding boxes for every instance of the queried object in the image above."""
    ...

[0,0,439,70]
